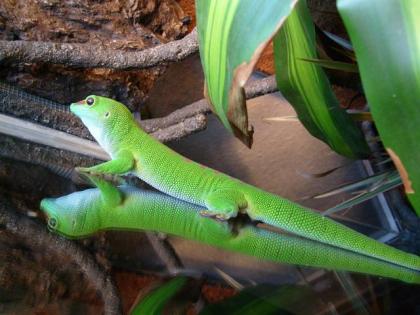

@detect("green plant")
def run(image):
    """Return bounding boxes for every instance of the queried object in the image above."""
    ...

[196,0,420,215]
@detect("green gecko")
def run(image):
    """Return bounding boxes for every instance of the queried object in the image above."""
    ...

[70,95,420,272]
[40,177,420,283]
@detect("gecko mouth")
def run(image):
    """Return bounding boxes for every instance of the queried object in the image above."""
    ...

[40,198,89,237]
[70,100,87,115]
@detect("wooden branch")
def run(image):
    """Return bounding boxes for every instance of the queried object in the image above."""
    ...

[0,29,198,70]
[149,113,207,143]
[0,75,276,158]
[140,75,278,133]
[0,203,122,315]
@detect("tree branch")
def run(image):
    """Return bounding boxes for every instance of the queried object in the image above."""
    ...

[0,29,198,70]
[140,75,278,133]
[0,202,122,315]
[1,75,277,148]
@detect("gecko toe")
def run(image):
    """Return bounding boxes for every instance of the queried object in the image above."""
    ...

[200,210,215,218]
[215,214,230,221]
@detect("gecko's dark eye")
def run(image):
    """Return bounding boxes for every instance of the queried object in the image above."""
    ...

[48,217,58,229]
[86,97,95,106]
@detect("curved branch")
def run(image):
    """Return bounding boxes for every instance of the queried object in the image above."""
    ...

[0,203,122,315]
[0,29,198,70]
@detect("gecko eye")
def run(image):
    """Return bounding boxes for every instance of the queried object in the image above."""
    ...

[86,97,95,106]
[48,217,58,229]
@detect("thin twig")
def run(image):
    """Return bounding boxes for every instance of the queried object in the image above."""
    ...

[0,29,198,70]
[0,113,109,160]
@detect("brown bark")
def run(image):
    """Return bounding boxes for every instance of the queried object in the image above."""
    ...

[0,29,198,70]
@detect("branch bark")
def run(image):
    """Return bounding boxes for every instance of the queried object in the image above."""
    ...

[140,75,278,133]
[0,29,198,70]
[1,75,277,147]
[0,202,122,315]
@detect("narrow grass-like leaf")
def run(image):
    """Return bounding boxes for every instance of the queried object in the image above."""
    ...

[297,162,354,179]
[338,0,420,215]
[333,271,370,315]
[214,267,244,291]
[263,115,299,122]
[130,277,187,315]
[315,27,356,62]
[323,31,353,52]
[310,171,396,199]
[273,0,370,158]
[196,0,298,146]
[347,110,372,122]
[300,58,359,73]
[323,171,402,216]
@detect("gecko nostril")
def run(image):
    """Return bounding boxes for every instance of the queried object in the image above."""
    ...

[105,112,110,118]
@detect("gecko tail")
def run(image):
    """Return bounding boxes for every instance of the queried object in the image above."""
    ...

[246,192,420,272]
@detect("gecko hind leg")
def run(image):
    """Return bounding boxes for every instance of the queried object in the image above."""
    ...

[201,189,248,221]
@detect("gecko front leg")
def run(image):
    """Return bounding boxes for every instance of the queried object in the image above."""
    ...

[77,149,135,175]
[201,189,248,221]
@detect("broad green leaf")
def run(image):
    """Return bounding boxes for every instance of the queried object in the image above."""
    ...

[196,0,298,146]
[130,277,187,315]
[338,0,420,215]
[273,0,370,159]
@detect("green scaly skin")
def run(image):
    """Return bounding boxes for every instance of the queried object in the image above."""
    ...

[69,95,420,272]
[40,180,420,283]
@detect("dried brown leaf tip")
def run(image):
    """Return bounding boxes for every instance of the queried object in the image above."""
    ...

[387,148,414,194]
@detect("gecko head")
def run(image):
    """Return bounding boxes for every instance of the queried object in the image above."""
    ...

[70,95,135,142]
[40,189,103,238]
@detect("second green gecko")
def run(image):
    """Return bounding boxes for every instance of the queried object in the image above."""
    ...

[40,177,420,284]
[70,95,420,271]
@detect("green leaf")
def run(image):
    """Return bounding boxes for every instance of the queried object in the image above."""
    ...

[273,0,370,158]
[196,0,298,146]
[322,31,353,52]
[315,27,356,62]
[300,58,359,73]
[130,277,188,315]
[309,170,397,199]
[333,271,371,315]
[337,0,420,215]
